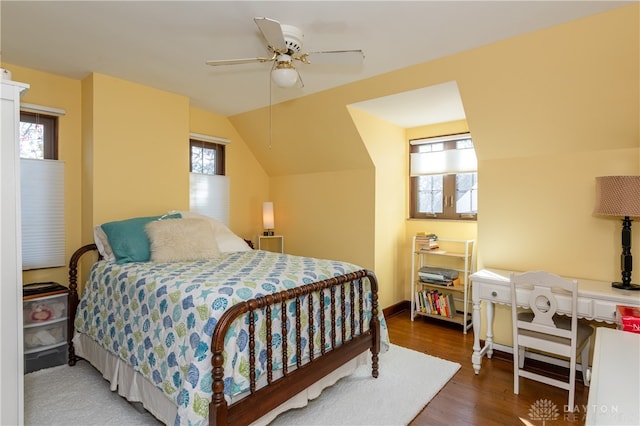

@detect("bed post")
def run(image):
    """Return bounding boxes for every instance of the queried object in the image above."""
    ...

[67,243,98,366]
[366,270,381,378]
[210,351,228,426]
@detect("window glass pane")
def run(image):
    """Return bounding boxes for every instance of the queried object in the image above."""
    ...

[201,147,217,175]
[417,142,444,153]
[191,146,204,173]
[456,172,478,214]
[456,139,474,149]
[20,122,45,159]
[417,175,443,214]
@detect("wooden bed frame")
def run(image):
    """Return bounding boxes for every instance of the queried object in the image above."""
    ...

[67,243,381,426]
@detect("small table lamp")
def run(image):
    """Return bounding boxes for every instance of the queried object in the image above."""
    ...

[594,176,640,290]
[263,201,275,236]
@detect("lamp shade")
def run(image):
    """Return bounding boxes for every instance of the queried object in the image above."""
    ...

[594,176,640,217]
[263,202,275,229]
[271,55,298,88]
[271,67,298,88]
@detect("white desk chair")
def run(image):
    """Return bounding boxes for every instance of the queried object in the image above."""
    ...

[510,271,594,412]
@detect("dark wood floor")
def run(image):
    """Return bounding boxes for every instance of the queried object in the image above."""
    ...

[385,310,589,425]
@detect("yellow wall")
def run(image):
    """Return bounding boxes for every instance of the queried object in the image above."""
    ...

[349,108,407,307]
[270,168,374,267]
[86,73,190,223]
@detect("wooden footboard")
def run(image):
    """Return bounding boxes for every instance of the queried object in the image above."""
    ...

[210,269,380,426]
[67,244,380,426]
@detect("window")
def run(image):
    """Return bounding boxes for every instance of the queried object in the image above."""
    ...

[410,133,477,220]
[189,135,230,225]
[190,139,225,175]
[19,110,64,269]
[19,111,58,159]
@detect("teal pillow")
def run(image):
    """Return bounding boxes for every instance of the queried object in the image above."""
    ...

[101,214,181,264]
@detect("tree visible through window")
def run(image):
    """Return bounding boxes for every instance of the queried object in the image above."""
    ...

[19,112,58,159]
[410,134,477,220]
[190,139,225,175]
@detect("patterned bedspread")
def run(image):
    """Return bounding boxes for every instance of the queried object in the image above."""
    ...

[74,250,389,425]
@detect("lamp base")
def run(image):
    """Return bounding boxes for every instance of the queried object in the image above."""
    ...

[611,282,640,291]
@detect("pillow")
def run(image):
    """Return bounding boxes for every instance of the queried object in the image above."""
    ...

[168,210,252,252]
[100,213,181,264]
[93,225,115,262]
[146,218,220,262]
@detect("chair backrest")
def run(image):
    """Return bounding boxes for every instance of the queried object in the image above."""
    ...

[510,270,578,342]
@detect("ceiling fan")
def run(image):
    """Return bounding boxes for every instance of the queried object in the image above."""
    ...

[206,17,364,88]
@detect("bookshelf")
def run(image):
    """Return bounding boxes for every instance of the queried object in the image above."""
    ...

[410,235,475,333]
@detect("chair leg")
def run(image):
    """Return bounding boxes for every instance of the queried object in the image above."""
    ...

[513,345,520,395]
[518,347,525,369]
[568,357,576,412]
[581,342,591,387]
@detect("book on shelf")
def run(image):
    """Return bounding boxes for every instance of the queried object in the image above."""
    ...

[419,277,461,287]
[415,233,439,251]
[418,266,459,286]
[414,288,456,318]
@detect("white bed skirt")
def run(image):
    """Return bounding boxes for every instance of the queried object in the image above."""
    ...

[72,332,369,425]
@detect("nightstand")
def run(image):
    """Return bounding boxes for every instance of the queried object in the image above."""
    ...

[258,235,284,253]
[23,282,69,373]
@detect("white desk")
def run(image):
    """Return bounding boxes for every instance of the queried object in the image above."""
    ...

[586,327,640,425]
[470,269,640,374]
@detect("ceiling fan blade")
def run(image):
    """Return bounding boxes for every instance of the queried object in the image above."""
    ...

[254,17,287,53]
[206,56,274,66]
[302,50,364,65]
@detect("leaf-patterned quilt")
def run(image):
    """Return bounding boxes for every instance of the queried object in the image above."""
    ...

[74,250,389,426]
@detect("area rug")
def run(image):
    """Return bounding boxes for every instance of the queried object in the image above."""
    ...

[24,344,460,425]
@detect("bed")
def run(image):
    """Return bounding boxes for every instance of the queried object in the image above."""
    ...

[67,212,389,425]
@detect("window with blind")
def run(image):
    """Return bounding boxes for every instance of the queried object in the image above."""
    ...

[189,135,230,226]
[19,109,65,269]
[409,133,478,220]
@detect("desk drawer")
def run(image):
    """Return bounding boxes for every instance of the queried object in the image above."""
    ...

[478,285,510,304]
[593,300,618,322]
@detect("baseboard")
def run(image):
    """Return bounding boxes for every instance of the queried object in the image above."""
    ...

[383,301,410,319]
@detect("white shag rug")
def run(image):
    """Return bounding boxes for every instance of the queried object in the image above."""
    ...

[25,344,460,426]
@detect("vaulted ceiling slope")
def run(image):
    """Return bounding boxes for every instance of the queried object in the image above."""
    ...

[1,1,631,121]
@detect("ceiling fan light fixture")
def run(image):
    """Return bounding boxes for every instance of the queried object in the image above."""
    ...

[271,56,298,88]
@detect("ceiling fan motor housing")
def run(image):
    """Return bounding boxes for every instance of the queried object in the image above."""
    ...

[281,24,304,53]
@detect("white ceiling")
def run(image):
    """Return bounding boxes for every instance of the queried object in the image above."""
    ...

[1,1,631,127]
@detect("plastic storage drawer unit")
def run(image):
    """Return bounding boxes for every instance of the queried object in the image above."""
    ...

[24,344,68,374]
[23,282,69,373]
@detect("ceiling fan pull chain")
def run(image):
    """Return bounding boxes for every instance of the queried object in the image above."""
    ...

[269,65,273,151]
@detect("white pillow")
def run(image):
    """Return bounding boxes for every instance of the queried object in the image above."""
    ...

[93,225,116,262]
[146,218,220,262]
[168,210,252,252]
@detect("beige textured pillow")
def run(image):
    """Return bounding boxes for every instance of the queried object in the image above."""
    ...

[146,218,220,262]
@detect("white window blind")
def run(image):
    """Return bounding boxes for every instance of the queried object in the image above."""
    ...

[189,173,230,226]
[410,133,477,176]
[20,158,65,269]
